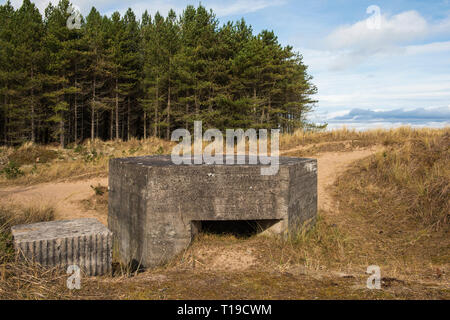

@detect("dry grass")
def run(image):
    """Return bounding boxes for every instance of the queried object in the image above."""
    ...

[281,126,445,148]
[0,203,55,228]
[0,202,64,299]
[0,202,55,262]
[0,137,175,186]
[280,126,448,156]
[332,130,449,278]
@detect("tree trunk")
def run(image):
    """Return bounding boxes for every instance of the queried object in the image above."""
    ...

[253,86,257,114]
[115,78,119,140]
[60,117,64,148]
[81,99,84,142]
[167,74,171,139]
[60,83,65,148]
[74,78,78,144]
[110,109,113,140]
[195,81,199,116]
[91,77,96,141]
[185,104,189,130]
[30,67,35,143]
[154,79,159,137]
[127,97,130,141]
[208,88,212,113]
[261,96,268,124]
[121,109,124,139]
[96,111,99,139]
[6,94,10,146]
[143,111,147,140]
[261,107,265,124]
[3,92,7,145]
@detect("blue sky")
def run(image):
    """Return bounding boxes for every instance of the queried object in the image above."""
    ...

[5,0,450,127]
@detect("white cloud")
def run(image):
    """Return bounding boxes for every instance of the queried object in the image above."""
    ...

[405,41,450,55]
[323,10,450,70]
[316,80,450,109]
[432,14,450,33]
[301,39,450,73]
[326,10,429,51]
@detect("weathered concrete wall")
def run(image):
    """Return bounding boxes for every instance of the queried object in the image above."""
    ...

[108,156,317,268]
[11,218,112,276]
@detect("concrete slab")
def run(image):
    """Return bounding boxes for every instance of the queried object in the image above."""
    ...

[11,218,112,276]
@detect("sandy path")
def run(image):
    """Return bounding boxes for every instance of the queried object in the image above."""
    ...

[316,147,380,213]
[0,177,108,225]
[0,147,380,227]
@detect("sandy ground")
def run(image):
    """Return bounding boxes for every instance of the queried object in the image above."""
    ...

[316,147,380,213]
[0,147,380,228]
[0,177,109,224]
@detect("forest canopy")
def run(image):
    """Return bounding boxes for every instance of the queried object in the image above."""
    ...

[0,0,318,147]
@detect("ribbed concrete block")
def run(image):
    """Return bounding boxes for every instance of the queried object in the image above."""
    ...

[11,218,112,276]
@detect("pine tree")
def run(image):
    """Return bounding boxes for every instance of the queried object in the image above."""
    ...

[0,1,16,145]
[141,11,166,138]
[160,9,180,139]
[178,5,220,129]
[120,8,141,140]
[106,11,125,140]
[84,7,112,141]
[42,0,80,147]
[139,10,153,139]
[12,0,45,143]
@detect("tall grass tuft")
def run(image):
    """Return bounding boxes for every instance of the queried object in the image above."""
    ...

[0,203,58,299]
[0,203,55,263]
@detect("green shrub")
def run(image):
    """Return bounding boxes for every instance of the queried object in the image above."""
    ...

[73,144,85,154]
[156,146,164,155]
[82,148,103,163]
[90,184,107,196]
[9,146,58,166]
[0,161,24,179]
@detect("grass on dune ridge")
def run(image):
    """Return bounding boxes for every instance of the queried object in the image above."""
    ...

[0,126,448,185]
[336,130,449,231]
[332,130,449,276]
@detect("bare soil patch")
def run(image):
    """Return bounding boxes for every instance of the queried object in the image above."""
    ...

[0,178,108,225]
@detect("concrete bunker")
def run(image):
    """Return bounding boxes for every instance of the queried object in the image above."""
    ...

[108,155,317,268]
